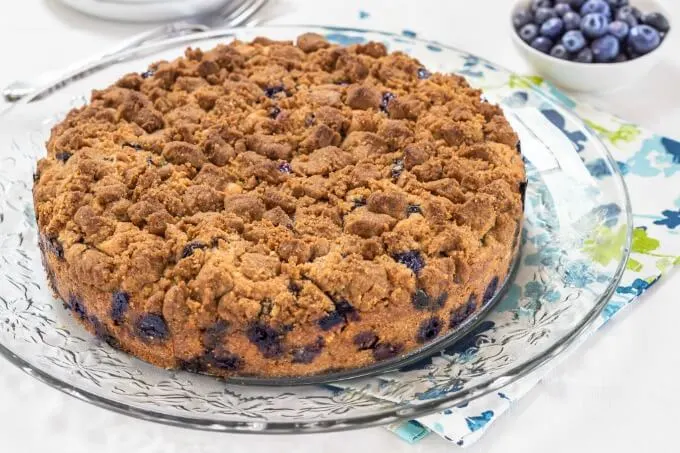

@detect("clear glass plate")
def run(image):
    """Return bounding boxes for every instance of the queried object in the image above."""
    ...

[0,26,631,433]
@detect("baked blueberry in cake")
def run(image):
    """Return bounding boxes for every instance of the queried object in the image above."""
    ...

[33,33,525,378]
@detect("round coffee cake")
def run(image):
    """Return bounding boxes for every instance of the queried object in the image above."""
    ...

[33,34,525,378]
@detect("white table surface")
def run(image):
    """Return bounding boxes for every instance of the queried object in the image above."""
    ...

[1,1,679,452]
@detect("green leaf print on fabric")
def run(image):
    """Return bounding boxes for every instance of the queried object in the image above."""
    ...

[631,227,660,254]
[582,225,627,267]
[583,119,641,144]
[508,74,544,89]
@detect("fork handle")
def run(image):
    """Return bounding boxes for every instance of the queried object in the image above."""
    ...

[2,22,209,103]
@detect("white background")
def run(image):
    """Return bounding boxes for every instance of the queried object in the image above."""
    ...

[0,1,679,452]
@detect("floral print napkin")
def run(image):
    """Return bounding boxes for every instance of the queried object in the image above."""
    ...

[387,78,680,446]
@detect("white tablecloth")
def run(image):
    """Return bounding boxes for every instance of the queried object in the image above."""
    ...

[1,1,679,452]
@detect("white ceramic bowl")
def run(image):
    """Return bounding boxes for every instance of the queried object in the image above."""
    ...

[511,0,672,92]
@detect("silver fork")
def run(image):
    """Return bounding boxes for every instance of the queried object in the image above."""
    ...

[2,0,268,102]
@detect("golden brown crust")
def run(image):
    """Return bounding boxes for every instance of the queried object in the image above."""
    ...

[33,33,525,378]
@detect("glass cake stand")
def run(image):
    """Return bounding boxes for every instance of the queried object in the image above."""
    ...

[0,26,631,433]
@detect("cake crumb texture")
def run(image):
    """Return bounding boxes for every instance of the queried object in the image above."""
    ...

[33,33,524,377]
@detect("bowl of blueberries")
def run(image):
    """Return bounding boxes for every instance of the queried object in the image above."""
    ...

[511,0,671,92]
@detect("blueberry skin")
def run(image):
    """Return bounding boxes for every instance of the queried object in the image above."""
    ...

[581,13,610,39]
[559,0,586,8]
[136,314,169,342]
[607,20,630,40]
[531,0,553,12]
[642,12,670,33]
[111,291,130,325]
[580,0,611,18]
[616,6,641,27]
[575,47,594,62]
[550,44,571,59]
[534,7,558,24]
[416,317,443,343]
[393,250,425,274]
[554,3,572,16]
[605,0,627,7]
[530,36,554,53]
[519,23,540,42]
[628,25,661,54]
[540,17,564,38]
[513,8,534,29]
[562,30,587,52]
[591,34,621,62]
[563,11,582,30]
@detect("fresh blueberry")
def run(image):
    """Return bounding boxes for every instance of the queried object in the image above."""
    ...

[141,69,155,79]
[541,17,565,38]
[136,314,169,342]
[406,204,422,216]
[291,337,324,364]
[416,317,443,343]
[642,12,670,33]
[581,13,609,38]
[55,151,72,162]
[562,30,587,52]
[530,36,554,53]
[372,342,403,361]
[550,44,571,59]
[608,20,630,40]
[354,331,379,350]
[111,291,130,325]
[580,0,610,17]
[381,92,396,113]
[563,11,582,30]
[513,8,534,29]
[482,276,500,304]
[450,295,477,328]
[628,25,661,54]
[534,7,558,24]
[278,161,292,174]
[519,23,540,42]
[605,0,627,7]
[531,0,553,11]
[391,159,404,179]
[616,6,641,26]
[614,53,629,62]
[560,0,586,8]
[246,323,284,358]
[575,47,594,62]
[181,241,207,259]
[393,250,425,274]
[417,67,432,79]
[625,43,642,59]
[205,348,243,370]
[555,3,572,16]
[264,85,285,98]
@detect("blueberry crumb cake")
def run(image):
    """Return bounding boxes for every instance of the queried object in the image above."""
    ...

[33,33,525,378]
